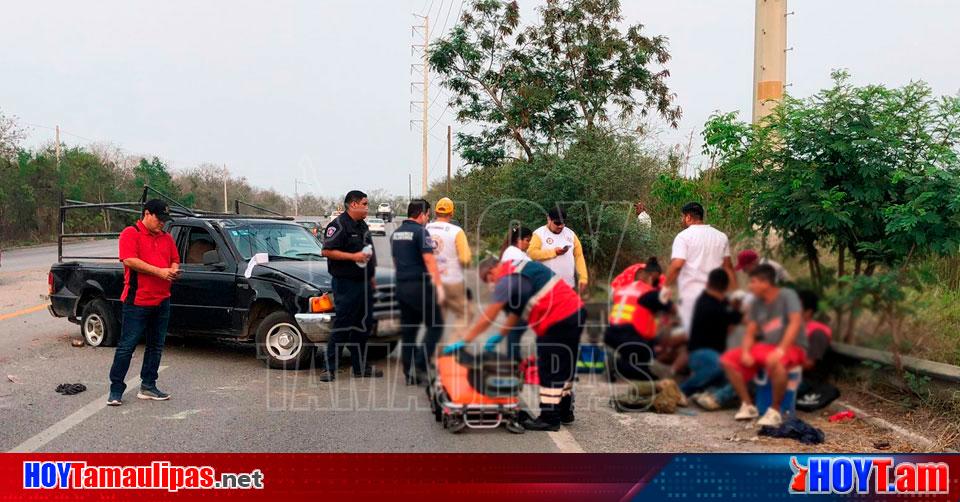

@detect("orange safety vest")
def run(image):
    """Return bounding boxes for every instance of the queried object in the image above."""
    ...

[608,279,657,340]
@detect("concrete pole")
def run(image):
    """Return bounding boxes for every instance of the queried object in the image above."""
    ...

[752,0,787,123]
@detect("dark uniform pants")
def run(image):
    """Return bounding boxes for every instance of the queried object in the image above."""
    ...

[327,276,373,374]
[397,280,444,377]
[603,324,656,381]
[536,308,585,425]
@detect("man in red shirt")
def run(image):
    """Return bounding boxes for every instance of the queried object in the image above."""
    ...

[108,199,180,406]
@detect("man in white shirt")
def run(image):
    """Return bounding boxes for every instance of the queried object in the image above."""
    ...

[663,202,737,333]
[426,197,472,328]
[527,207,589,295]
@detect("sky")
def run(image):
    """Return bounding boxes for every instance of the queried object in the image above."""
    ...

[2,0,958,199]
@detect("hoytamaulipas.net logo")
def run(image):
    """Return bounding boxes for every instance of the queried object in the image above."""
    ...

[23,461,264,492]
[790,456,949,495]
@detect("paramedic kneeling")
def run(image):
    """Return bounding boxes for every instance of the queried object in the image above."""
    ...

[720,264,806,428]
[448,258,586,431]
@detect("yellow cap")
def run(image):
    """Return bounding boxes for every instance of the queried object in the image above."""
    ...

[436,197,454,215]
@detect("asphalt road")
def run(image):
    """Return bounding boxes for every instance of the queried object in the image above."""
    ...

[0,221,859,453]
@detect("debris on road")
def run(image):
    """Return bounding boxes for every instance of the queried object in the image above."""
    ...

[55,383,87,395]
[6,375,21,384]
[874,441,891,450]
[759,416,825,445]
[71,339,85,347]
[829,410,856,423]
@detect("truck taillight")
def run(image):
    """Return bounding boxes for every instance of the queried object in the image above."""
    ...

[48,272,54,295]
[309,294,334,313]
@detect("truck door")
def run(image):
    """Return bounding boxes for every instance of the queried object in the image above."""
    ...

[168,224,237,335]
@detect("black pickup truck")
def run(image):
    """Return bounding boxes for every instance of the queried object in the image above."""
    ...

[48,215,400,370]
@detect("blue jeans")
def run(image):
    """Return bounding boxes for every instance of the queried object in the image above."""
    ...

[109,300,170,395]
[681,348,726,395]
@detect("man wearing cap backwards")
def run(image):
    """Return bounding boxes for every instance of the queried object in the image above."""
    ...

[107,199,180,406]
[735,249,792,285]
[426,197,472,329]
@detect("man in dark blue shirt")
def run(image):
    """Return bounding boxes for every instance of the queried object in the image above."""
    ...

[390,199,444,385]
[320,190,383,382]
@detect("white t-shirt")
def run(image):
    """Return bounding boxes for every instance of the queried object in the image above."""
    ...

[532,225,577,286]
[425,221,465,284]
[500,245,529,263]
[671,224,730,299]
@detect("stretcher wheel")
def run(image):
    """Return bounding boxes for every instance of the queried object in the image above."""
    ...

[442,413,466,433]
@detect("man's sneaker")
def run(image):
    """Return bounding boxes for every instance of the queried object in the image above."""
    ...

[560,413,575,425]
[757,408,783,427]
[695,392,721,411]
[137,387,170,401]
[318,372,336,382]
[106,394,122,406]
[734,402,759,420]
[354,367,384,378]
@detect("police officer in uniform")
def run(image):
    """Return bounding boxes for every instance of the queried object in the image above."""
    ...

[320,190,383,382]
[391,199,445,385]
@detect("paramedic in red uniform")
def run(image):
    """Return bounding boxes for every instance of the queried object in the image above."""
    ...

[604,257,672,380]
[447,258,586,431]
[107,199,180,406]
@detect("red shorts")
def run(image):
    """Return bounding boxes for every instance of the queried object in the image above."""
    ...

[721,343,806,382]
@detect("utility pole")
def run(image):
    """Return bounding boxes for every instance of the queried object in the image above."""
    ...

[446,125,452,193]
[222,164,229,213]
[411,14,430,196]
[752,0,788,123]
[55,125,61,170]
[408,174,412,202]
[294,178,300,217]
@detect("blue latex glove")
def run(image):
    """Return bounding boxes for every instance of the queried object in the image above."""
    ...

[483,334,504,352]
[442,340,466,355]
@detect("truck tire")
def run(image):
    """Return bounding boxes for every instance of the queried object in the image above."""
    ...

[255,311,316,370]
[80,298,119,347]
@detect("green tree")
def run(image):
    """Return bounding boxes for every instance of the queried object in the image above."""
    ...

[429,0,680,167]
[704,70,960,341]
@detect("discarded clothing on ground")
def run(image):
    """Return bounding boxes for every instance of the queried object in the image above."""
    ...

[55,383,87,395]
[611,379,684,414]
[759,416,825,445]
[795,380,840,412]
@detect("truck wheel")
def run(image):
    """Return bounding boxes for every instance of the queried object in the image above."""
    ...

[366,339,399,360]
[80,299,119,347]
[255,311,316,370]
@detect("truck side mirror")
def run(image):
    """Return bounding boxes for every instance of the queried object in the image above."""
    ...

[202,249,222,266]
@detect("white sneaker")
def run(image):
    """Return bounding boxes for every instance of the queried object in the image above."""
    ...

[734,403,759,420]
[757,408,783,427]
[695,393,721,411]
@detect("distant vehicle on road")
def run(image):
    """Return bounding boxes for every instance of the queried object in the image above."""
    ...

[376,203,393,223]
[295,217,325,237]
[49,206,400,370]
[366,217,386,236]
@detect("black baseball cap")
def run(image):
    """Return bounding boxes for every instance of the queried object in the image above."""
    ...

[143,199,172,222]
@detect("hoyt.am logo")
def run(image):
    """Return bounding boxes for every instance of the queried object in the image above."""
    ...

[789,456,949,495]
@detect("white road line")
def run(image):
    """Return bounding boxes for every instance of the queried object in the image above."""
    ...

[10,366,168,453]
[546,428,585,453]
[520,389,586,453]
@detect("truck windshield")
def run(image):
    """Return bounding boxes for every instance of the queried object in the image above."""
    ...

[225,223,324,261]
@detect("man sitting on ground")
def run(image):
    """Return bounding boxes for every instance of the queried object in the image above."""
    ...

[680,268,743,397]
[720,264,806,427]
